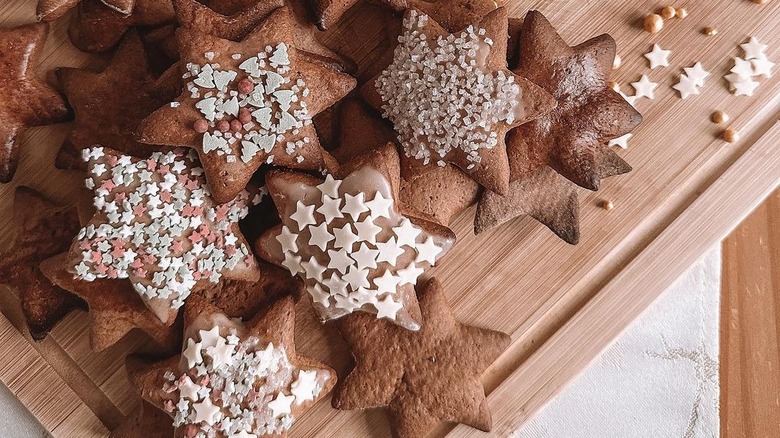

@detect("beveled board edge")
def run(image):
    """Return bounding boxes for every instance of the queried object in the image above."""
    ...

[448,121,780,437]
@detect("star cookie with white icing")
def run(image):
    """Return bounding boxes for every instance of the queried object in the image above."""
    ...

[362,7,556,195]
[333,277,510,438]
[130,295,335,438]
[138,7,356,203]
[256,144,456,331]
[65,146,261,324]
[475,11,642,243]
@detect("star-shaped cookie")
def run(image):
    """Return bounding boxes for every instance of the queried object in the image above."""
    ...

[129,295,336,438]
[0,23,70,183]
[362,8,556,195]
[138,7,356,203]
[307,0,406,30]
[68,0,176,53]
[55,31,167,170]
[475,11,642,242]
[256,143,456,331]
[37,0,135,22]
[66,146,261,324]
[504,11,641,191]
[333,277,510,438]
[0,187,84,340]
[40,253,181,352]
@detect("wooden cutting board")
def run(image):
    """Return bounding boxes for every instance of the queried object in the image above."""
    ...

[1,0,779,437]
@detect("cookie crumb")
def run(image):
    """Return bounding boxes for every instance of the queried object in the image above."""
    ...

[722,127,739,142]
[660,6,676,19]
[676,7,688,18]
[644,14,664,33]
[599,199,614,211]
[703,26,718,36]
[612,55,622,69]
[711,111,729,124]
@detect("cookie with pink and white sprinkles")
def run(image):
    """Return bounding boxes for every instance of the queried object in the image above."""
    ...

[66,146,261,324]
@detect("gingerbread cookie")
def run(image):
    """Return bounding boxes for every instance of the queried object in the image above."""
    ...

[109,401,173,438]
[475,11,641,242]
[138,7,356,203]
[40,253,182,351]
[56,31,168,170]
[68,0,176,53]
[307,0,406,30]
[0,23,70,183]
[334,98,480,226]
[66,146,261,324]
[362,8,556,195]
[256,144,456,330]
[37,0,135,22]
[333,277,510,438]
[129,295,336,437]
[0,187,85,340]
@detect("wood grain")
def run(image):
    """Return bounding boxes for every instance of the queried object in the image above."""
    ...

[721,188,780,438]
[0,0,779,436]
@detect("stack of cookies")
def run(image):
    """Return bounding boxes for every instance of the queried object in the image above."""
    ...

[0,0,642,436]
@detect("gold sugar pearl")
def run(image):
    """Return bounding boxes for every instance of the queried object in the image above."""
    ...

[599,200,615,211]
[644,14,664,33]
[722,127,739,143]
[752,0,768,4]
[676,7,689,18]
[660,6,676,19]
[613,55,622,69]
[703,26,718,36]
[608,81,620,92]
[711,111,729,124]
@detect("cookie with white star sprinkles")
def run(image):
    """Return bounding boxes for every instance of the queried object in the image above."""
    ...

[137,7,356,204]
[256,144,456,331]
[66,146,262,324]
[130,295,336,438]
[361,7,556,196]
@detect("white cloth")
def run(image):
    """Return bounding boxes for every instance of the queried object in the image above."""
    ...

[0,382,51,438]
[514,248,721,438]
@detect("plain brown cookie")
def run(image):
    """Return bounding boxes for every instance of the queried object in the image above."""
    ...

[56,31,168,170]
[0,187,85,340]
[109,401,173,438]
[475,11,642,243]
[0,23,71,183]
[333,277,510,438]
[68,0,176,53]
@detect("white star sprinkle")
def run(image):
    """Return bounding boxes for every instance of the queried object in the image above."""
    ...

[199,326,222,349]
[192,398,220,424]
[291,370,319,404]
[683,62,710,87]
[631,75,658,100]
[608,133,632,149]
[268,393,295,418]
[276,226,298,253]
[752,57,775,78]
[183,339,204,368]
[414,236,443,265]
[375,237,406,265]
[730,57,754,80]
[316,195,343,222]
[365,192,393,218]
[392,218,421,248]
[308,223,335,251]
[672,74,700,99]
[375,295,403,320]
[733,78,760,96]
[290,201,316,231]
[740,37,767,60]
[326,248,354,275]
[644,44,671,69]
[342,193,369,220]
[316,174,341,198]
